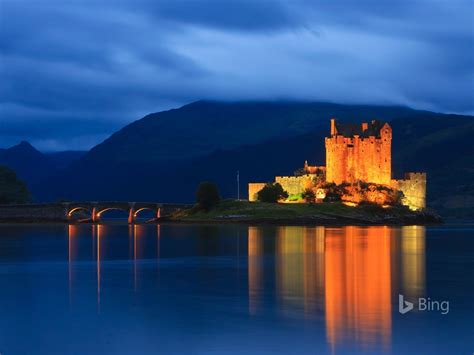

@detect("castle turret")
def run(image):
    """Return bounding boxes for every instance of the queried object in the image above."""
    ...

[330,118,337,136]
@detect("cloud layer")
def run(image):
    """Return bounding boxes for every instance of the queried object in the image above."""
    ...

[1,0,473,150]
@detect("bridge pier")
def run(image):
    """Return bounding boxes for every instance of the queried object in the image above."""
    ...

[128,208,135,224]
[128,202,136,224]
[92,207,99,223]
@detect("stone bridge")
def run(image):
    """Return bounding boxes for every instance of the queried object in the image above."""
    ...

[0,202,191,223]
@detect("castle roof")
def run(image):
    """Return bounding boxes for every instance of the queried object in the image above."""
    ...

[335,119,387,138]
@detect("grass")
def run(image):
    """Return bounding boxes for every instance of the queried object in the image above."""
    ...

[173,199,416,222]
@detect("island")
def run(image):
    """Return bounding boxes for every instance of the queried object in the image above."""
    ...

[169,200,442,226]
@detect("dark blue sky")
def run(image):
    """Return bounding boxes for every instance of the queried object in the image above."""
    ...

[1,0,473,151]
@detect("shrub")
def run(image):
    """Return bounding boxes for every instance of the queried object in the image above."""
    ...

[302,188,316,203]
[257,183,289,203]
[288,193,303,202]
[0,166,31,204]
[195,182,221,211]
[322,182,348,202]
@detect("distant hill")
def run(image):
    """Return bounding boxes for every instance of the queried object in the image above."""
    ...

[0,141,53,184]
[391,116,474,217]
[45,151,86,170]
[32,100,474,218]
[0,142,86,192]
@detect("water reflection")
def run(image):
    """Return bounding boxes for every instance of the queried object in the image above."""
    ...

[68,224,160,311]
[247,225,426,352]
[324,227,393,351]
[401,226,426,302]
[248,227,264,315]
[66,223,426,352]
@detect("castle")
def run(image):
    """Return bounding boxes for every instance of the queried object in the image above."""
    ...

[248,118,426,210]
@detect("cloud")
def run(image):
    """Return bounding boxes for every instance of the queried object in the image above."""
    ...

[0,0,473,150]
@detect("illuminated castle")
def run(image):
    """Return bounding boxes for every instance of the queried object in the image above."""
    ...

[248,118,427,210]
[325,119,392,185]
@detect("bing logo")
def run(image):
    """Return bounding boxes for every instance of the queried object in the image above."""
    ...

[399,294,449,315]
[399,294,414,314]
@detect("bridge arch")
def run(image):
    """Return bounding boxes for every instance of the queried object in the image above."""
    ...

[134,207,158,218]
[68,207,91,220]
[94,207,132,223]
[96,207,129,218]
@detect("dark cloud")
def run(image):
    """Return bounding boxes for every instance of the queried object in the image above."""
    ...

[0,0,473,151]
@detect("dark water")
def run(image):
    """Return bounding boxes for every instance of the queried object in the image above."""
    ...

[0,224,472,354]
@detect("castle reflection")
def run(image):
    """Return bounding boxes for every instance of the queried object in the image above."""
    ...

[66,223,426,351]
[401,226,426,302]
[247,225,426,351]
[324,226,393,351]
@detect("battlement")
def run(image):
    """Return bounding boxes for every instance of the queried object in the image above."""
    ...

[329,118,391,139]
[275,174,315,182]
[404,172,427,181]
[303,161,325,174]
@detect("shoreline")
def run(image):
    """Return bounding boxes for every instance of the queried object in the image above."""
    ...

[0,213,443,227]
[0,200,444,226]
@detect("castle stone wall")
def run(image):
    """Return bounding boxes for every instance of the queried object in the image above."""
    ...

[325,123,392,185]
[392,173,426,210]
[275,174,315,196]
[248,183,266,202]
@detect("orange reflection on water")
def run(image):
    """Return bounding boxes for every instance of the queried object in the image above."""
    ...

[274,226,326,316]
[324,226,393,351]
[247,225,420,351]
[248,227,264,315]
[401,226,426,302]
[96,224,102,313]
[68,224,78,304]
[276,227,305,313]
[157,225,161,259]
[133,224,146,291]
[68,224,163,307]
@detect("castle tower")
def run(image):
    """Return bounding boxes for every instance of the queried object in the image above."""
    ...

[325,119,392,185]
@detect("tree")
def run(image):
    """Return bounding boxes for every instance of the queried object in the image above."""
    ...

[0,165,31,204]
[195,181,221,211]
[321,182,348,202]
[302,188,316,203]
[257,183,289,203]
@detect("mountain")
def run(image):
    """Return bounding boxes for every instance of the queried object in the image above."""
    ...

[0,141,53,184]
[80,100,421,165]
[45,151,87,170]
[33,100,474,218]
[0,142,87,191]
[391,115,474,217]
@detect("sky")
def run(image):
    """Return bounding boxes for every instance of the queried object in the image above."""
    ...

[1,0,473,151]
